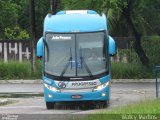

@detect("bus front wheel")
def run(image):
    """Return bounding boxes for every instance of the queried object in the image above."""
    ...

[96,100,109,108]
[102,100,109,108]
[46,102,55,109]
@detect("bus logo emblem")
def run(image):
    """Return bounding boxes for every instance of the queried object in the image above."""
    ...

[58,81,67,88]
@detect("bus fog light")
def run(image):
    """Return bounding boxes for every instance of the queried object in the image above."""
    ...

[48,94,52,98]
[101,92,106,97]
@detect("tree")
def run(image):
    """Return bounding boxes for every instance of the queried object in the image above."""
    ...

[141,0,160,35]
[1,0,160,66]
[104,0,151,66]
[50,0,60,14]
[0,0,19,38]
[61,0,106,14]
[29,0,36,72]
[34,0,50,38]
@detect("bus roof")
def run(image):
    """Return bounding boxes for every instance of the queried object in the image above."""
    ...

[43,10,107,33]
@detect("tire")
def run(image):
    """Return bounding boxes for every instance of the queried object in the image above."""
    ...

[96,100,109,108]
[102,100,109,108]
[46,102,55,109]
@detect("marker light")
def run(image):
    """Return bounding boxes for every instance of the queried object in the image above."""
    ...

[66,10,87,14]
[44,83,60,92]
[93,81,109,92]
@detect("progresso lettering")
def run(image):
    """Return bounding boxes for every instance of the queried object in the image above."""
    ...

[72,82,97,86]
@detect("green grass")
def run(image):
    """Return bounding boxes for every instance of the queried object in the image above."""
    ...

[80,100,160,120]
[108,100,160,114]
[111,62,153,79]
[0,61,154,80]
[0,61,42,80]
[0,93,43,98]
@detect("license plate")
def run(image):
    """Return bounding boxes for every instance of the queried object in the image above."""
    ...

[71,95,82,99]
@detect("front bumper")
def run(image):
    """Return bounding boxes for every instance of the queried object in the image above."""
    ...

[44,86,110,102]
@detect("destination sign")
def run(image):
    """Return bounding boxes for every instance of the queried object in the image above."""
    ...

[52,36,72,40]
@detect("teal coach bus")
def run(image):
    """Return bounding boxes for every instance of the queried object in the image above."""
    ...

[37,10,116,109]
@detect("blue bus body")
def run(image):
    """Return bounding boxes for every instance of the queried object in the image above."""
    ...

[37,10,116,109]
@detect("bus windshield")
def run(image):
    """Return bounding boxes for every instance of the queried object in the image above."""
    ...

[44,32,108,80]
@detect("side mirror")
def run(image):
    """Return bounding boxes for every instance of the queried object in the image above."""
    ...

[37,37,43,59]
[109,36,116,56]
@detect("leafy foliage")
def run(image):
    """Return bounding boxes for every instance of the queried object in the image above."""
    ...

[4,26,29,39]
[0,0,19,38]
[0,0,160,65]
[0,0,159,39]
[61,0,106,13]
[0,0,30,40]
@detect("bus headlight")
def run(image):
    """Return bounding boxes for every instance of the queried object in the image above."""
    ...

[44,83,60,92]
[93,81,110,92]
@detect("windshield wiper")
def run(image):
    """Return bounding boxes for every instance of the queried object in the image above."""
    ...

[60,48,72,77]
[80,48,94,79]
